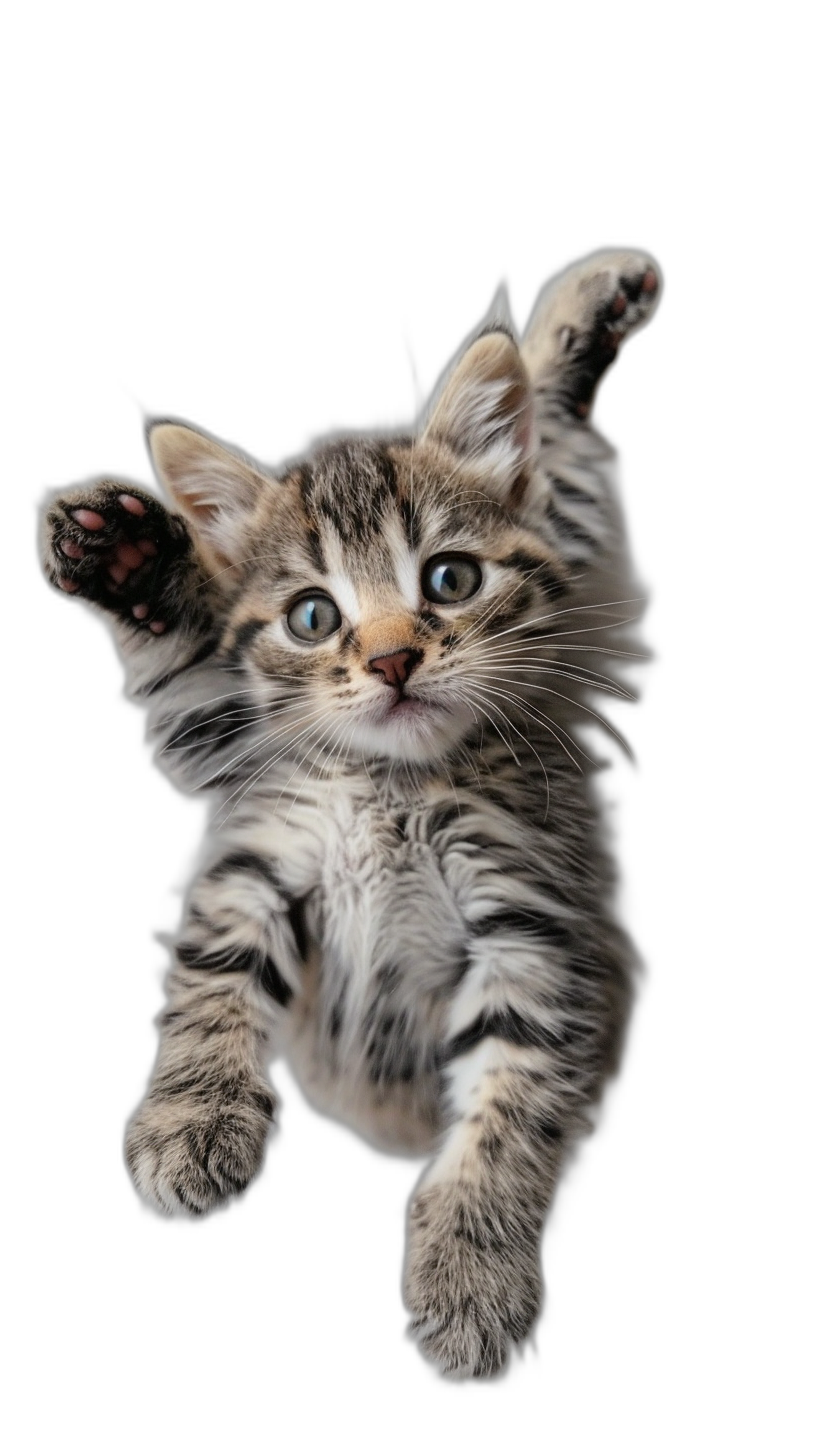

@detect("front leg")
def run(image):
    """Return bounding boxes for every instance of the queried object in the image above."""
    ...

[125,849,302,1214]
[42,480,202,632]
[522,248,660,420]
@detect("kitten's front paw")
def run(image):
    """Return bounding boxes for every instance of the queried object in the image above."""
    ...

[42,482,191,632]
[404,1185,543,1377]
[125,1075,275,1215]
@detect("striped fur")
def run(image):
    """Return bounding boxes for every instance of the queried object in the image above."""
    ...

[40,249,660,1376]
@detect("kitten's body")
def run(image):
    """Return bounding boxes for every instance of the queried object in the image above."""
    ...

[41,250,659,1375]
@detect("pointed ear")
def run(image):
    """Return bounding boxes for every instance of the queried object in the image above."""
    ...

[148,422,272,564]
[423,332,535,498]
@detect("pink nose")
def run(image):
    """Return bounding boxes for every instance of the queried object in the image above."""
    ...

[368,650,418,689]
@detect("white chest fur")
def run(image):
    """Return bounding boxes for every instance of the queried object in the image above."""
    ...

[244,772,466,1148]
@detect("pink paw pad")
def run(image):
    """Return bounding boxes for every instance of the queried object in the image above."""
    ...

[149,620,166,634]
[132,603,150,620]
[61,538,85,560]
[118,494,147,516]
[72,508,105,531]
[116,542,146,570]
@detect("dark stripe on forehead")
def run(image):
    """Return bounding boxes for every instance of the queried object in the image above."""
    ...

[375,444,398,495]
[308,440,401,546]
[399,492,421,551]
[305,520,326,574]
[292,464,327,573]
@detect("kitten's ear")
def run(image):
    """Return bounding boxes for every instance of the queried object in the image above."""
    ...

[423,332,535,499]
[148,422,271,564]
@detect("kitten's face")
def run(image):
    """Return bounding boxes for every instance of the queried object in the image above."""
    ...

[149,328,567,767]
[221,438,566,765]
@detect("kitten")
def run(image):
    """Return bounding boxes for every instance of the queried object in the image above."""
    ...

[41,249,660,1376]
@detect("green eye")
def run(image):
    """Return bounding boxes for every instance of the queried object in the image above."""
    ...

[286,593,342,643]
[422,555,482,604]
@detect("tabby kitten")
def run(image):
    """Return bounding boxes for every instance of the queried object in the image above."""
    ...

[41,250,660,1376]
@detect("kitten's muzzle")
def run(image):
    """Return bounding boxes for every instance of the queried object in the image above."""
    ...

[368,648,422,690]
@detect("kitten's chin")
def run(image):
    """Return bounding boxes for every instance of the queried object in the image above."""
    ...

[349,696,471,765]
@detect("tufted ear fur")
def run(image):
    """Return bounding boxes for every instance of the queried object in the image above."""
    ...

[423,331,535,500]
[148,422,273,565]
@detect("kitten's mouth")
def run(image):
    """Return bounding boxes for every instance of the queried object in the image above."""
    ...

[369,687,442,727]
[380,691,429,720]
[352,685,468,762]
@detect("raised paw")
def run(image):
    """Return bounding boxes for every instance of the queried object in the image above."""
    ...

[125,1072,275,1214]
[42,481,191,631]
[522,248,661,418]
[404,1184,543,1377]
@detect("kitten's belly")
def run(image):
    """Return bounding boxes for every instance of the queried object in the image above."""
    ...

[283,794,465,1152]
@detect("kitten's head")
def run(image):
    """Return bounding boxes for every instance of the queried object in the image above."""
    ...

[150,330,568,766]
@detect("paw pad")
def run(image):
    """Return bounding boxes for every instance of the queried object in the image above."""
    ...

[44,483,189,631]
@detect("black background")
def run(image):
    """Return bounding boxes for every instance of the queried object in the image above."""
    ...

[22,205,722,1421]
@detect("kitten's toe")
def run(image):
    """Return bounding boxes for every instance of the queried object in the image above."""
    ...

[125,1079,275,1215]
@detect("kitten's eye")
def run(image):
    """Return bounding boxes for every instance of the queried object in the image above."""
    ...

[422,554,482,604]
[286,593,342,643]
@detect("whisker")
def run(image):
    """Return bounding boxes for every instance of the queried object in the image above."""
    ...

[468,671,631,758]
[196,552,283,590]
[279,717,346,826]
[474,598,643,651]
[462,658,633,698]
[192,703,329,793]
[456,565,547,650]
[456,685,551,817]
[459,675,589,771]
[158,683,257,717]
[163,708,297,755]
[214,707,337,823]
[468,632,645,657]
[456,685,522,768]
[164,699,298,751]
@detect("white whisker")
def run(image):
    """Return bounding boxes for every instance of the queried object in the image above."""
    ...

[214,707,337,825]
[461,657,633,699]
[458,675,589,772]
[457,685,551,819]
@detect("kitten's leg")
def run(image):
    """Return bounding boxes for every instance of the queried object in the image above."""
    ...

[43,481,191,630]
[405,915,619,1375]
[521,248,660,420]
[405,1047,555,1375]
[40,481,220,695]
[517,250,660,568]
[125,850,302,1214]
